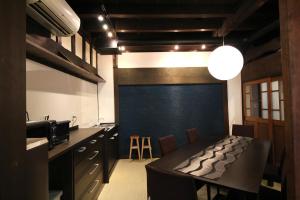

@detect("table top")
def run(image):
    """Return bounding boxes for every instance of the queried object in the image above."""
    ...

[148,135,271,194]
[48,128,104,161]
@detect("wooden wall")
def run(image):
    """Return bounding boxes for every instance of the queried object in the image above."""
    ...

[279,0,300,199]
[118,67,223,85]
[0,1,26,199]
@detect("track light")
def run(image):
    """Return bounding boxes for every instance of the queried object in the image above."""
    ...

[98,15,104,22]
[102,24,108,30]
[107,31,113,38]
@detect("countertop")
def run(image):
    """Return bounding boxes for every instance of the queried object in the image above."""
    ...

[48,128,104,161]
[26,138,48,151]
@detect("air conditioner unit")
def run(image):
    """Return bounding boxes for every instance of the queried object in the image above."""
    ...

[26,0,81,37]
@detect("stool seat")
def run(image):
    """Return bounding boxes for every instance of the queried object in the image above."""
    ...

[141,136,152,159]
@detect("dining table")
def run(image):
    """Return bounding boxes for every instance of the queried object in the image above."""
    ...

[147,134,271,200]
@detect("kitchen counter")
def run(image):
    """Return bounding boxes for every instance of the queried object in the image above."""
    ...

[27,138,48,150]
[48,128,104,161]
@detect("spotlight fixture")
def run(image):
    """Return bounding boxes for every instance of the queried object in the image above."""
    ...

[201,44,206,50]
[98,15,104,22]
[174,45,179,50]
[102,24,108,30]
[118,46,126,51]
[111,39,118,48]
[107,31,113,38]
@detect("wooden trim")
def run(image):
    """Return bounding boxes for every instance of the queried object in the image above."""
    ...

[71,35,75,53]
[82,36,86,62]
[117,67,223,85]
[113,55,119,124]
[0,0,26,198]
[223,82,229,135]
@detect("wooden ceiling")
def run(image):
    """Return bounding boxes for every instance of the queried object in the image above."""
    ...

[66,0,279,53]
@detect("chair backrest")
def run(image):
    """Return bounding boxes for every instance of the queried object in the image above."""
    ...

[279,147,286,176]
[158,135,177,157]
[186,128,199,144]
[232,124,254,138]
[145,165,198,200]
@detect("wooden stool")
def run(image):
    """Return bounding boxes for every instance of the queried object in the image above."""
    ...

[141,136,152,159]
[129,135,140,160]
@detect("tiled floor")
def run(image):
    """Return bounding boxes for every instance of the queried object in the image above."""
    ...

[97,159,218,200]
[98,159,281,200]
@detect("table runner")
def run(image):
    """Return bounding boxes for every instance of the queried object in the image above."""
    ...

[174,136,253,180]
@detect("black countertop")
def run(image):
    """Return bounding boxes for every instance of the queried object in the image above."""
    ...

[48,128,104,161]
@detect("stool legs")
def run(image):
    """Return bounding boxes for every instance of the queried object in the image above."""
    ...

[129,136,140,160]
[129,137,133,159]
[137,140,141,160]
[141,137,152,159]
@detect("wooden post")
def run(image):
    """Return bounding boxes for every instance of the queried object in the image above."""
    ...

[279,0,300,199]
[0,0,26,199]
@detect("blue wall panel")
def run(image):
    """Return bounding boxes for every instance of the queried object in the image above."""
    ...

[119,84,225,157]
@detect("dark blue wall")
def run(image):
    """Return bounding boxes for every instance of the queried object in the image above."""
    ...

[119,84,225,157]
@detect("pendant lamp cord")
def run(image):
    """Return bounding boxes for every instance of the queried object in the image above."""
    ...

[222,37,225,46]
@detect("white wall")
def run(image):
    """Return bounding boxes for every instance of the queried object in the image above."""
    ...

[98,55,115,123]
[227,74,243,134]
[26,59,98,127]
[118,52,210,68]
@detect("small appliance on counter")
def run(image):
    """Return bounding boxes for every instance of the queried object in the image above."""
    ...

[26,120,70,149]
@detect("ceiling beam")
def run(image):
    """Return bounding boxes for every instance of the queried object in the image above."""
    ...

[83,19,222,33]
[117,39,239,46]
[214,0,269,37]
[245,20,279,43]
[75,4,235,19]
[117,44,217,52]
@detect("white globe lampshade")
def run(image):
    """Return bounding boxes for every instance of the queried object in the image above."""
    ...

[208,45,244,80]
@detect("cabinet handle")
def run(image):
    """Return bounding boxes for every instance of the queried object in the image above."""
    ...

[98,134,104,138]
[88,150,99,160]
[89,163,99,175]
[89,180,100,193]
[90,139,97,144]
[109,137,115,140]
[113,133,119,137]
[77,146,87,153]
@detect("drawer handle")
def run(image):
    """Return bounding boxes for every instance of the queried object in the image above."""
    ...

[113,133,119,137]
[98,134,104,138]
[89,180,100,193]
[89,163,99,175]
[109,137,115,140]
[90,139,97,144]
[88,150,99,160]
[77,147,87,153]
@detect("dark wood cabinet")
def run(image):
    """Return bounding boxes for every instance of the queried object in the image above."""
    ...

[103,126,119,183]
[48,128,118,200]
[74,133,104,200]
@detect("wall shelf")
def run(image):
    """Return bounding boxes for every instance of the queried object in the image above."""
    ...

[26,35,105,84]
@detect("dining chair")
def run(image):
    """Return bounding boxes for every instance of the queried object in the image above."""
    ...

[263,147,286,186]
[158,135,177,157]
[186,128,199,144]
[232,124,254,138]
[145,165,198,200]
